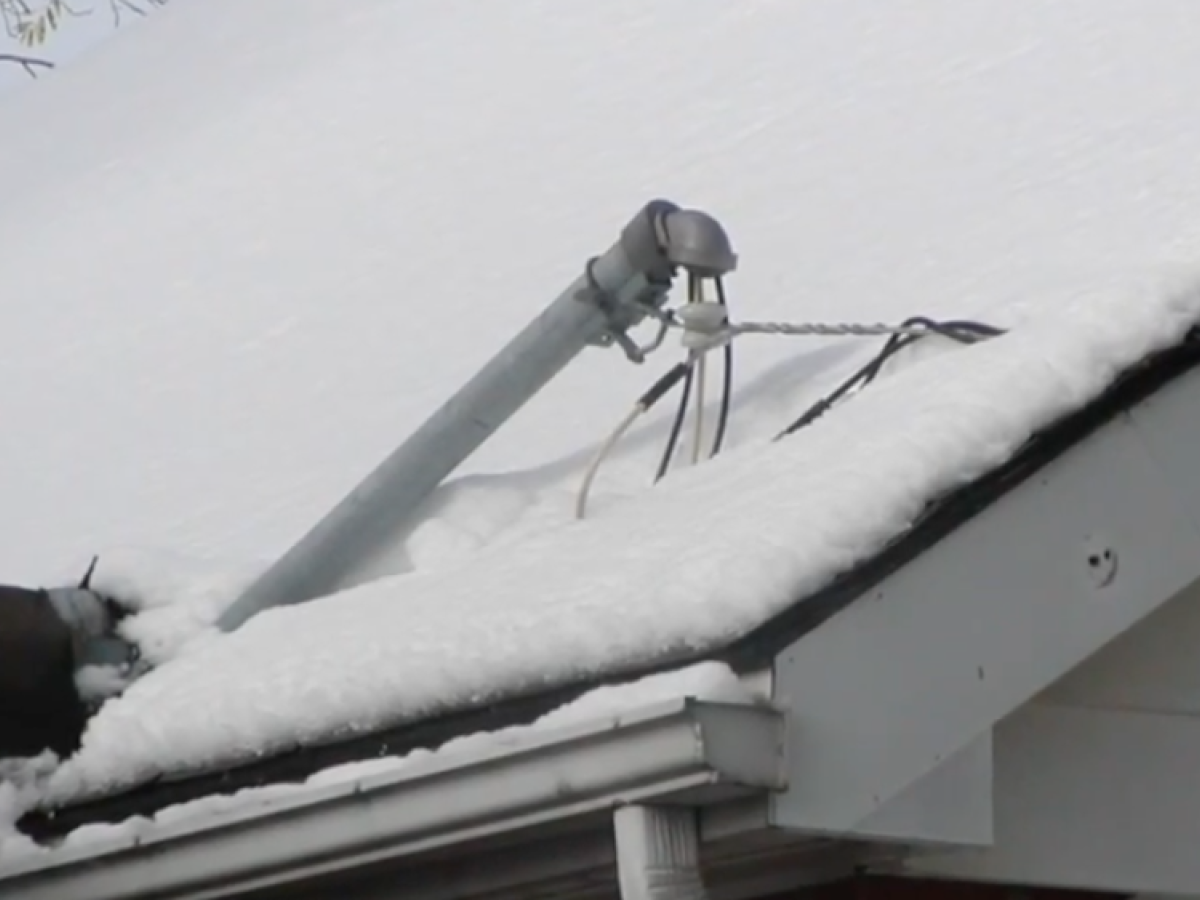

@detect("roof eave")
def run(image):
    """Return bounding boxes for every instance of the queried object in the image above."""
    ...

[0,699,786,900]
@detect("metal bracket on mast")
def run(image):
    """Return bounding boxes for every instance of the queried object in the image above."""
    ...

[581,204,737,361]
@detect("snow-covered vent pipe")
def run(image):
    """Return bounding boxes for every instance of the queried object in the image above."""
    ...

[216,200,737,632]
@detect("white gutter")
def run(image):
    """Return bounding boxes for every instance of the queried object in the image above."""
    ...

[0,699,785,900]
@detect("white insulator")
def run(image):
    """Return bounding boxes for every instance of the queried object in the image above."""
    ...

[676,301,731,352]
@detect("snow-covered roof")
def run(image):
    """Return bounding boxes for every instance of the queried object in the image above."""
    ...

[42,281,1200,801]
[4,0,1200,838]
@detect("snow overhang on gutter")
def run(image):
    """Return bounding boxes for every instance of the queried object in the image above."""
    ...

[0,699,785,900]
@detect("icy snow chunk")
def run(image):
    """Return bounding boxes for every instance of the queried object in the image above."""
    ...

[534,661,759,729]
[0,755,57,865]
[88,547,260,666]
[73,665,135,705]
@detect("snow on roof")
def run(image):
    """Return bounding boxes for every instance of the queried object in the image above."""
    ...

[43,274,1200,804]
[4,0,1200,806]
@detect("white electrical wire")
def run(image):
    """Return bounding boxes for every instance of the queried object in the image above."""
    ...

[686,277,708,466]
[690,351,706,465]
[574,405,645,520]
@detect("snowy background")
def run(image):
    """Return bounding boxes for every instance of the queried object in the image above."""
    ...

[2,0,1200,813]
[2,0,1199,585]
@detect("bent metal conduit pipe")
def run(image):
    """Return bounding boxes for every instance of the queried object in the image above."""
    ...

[215,199,738,632]
[615,805,710,900]
[78,201,738,671]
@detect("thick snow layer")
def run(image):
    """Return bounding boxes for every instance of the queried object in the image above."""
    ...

[1,661,756,864]
[0,756,56,862]
[43,274,1200,803]
[4,0,1200,809]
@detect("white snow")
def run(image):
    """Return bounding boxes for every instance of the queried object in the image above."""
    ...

[35,272,1200,805]
[3,0,1200,817]
[4,0,1200,584]
[0,756,57,861]
[1,661,757,863]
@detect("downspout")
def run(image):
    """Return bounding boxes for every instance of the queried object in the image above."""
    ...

[615,805,710,900]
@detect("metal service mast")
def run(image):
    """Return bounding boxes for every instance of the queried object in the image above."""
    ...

[213,200,737,633]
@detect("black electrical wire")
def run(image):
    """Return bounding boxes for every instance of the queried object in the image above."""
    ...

[653,358,694,483]
[655,299,1001,472]
[776,316,1004,440]
[653,273,701,483]
[708,276,735,458]
[654,273,738,484]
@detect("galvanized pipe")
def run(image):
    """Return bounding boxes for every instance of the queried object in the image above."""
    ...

[215,200,736,632]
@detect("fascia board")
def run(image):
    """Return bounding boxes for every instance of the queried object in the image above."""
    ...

[769,364,1200,835]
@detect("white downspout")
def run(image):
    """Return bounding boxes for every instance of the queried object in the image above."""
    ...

[614,805,709,900]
